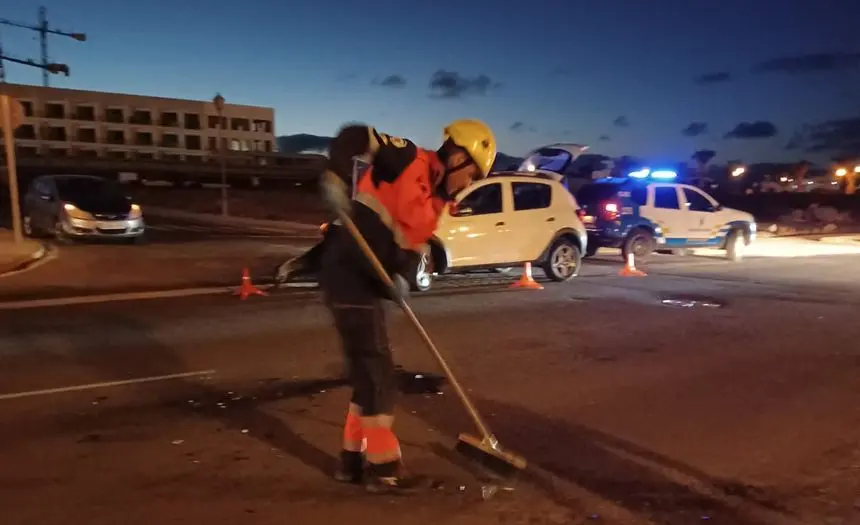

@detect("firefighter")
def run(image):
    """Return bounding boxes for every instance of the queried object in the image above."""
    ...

[317,120,496,493]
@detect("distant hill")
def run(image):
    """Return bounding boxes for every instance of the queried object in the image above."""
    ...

[276,134,523,171]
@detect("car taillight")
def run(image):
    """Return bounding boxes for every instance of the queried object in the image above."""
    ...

[576,208,586,219]
[602,201,620,221]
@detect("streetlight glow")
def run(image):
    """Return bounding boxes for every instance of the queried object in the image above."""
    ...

[854,165,860,173]
[835,168,847,177]
[731,167,745,177]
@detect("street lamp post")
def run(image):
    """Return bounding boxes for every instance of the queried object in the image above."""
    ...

[213,93,228,216]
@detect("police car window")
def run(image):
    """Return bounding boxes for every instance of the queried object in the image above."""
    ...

[683,188,714,212]
[512,182,552,211]
[459,183,502,215]
[653,187,680,209]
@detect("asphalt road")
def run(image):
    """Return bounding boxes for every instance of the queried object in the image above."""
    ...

[0,215,317,301]
[1,254,859,525]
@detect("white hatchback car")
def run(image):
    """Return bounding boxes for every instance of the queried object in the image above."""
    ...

[410,171,588,291]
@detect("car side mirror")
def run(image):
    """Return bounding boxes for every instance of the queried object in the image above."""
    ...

[712,204,723,212]
[452,206,473,217]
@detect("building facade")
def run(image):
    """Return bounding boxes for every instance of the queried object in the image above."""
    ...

[0,83,276,162]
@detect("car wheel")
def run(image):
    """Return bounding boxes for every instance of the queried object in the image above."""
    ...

[22,214,37,237]
[725,229,745,262]
[54,219,72,244]
[407,251,433,292]
[622,228,654,263]
[542,238,582,282]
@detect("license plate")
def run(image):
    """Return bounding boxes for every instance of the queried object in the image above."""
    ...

[97,221,126,230]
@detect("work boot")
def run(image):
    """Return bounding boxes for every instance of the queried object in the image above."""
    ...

[333,450,364,484]
[364,462,423,494]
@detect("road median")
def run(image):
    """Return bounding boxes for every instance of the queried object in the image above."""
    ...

[0,231,49,278]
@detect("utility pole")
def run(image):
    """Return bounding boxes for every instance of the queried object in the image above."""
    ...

[0,6,85,86]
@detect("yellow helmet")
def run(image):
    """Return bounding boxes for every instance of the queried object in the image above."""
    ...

[443,119,497,178]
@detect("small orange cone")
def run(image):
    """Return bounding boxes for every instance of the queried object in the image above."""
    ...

[510,262,544,290]
[618,253,647,277]
[235,267,268,300]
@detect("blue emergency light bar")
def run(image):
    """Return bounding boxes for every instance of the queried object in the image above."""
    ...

[626,168,677,180]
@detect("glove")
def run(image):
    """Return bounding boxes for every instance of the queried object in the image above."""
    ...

[320,170,351,215]
[390,274,410,302]
[273,259,293,287]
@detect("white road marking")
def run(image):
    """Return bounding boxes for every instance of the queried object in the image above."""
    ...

[0,369,217,401]
[0,283,319,310]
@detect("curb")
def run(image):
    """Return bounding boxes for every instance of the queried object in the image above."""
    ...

[0,242,52,279]
[145,207,322,234]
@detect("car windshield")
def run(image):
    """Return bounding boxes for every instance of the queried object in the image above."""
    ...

[519,148,572,174]
[55,177,123,200]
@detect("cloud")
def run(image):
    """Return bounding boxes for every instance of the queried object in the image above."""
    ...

[510,121,537,133]
[724,121,778,139]
[373,74,407,88]
[682,122,709,137]
[694,72,732,85]
[613,116,630,128]
[794,117,860,155]
[753,52,860,74]
[599,135,611,141]
[784,129,807,151]
[428,70,501,99]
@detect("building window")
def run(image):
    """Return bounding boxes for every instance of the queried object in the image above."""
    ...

[162,153,181,161]
[135,152,155,160]
[48,148,69,157]
[230,139,241,151]
[252,119,271,133]
[160,112,179,127]
[44,126,67,142]
[185,135,202,150]
[130,110,153,125]
[106,129,126,145]
[77,128,97,143]
[105,108,125,123]
[106,150,127,160]
[45,103,65,119]
[185,154,203,163]
[20,101,34,117]
[14,124,37,140]
[18,146,39,157]
[75,105,95,121]
[230,118,250,131]
[78,149,99,158]
[184,113,201,130]
[264,140,272,152]
[161,133,180,148]
[135,132,154,146]
[207,137,218,151]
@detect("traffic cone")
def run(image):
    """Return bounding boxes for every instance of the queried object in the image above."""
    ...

[510,262,544,290]
[618,253,647,277]
[235,267,268,300]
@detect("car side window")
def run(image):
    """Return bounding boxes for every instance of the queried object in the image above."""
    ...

[512,182,552,211]
[683,188,714,212]
[653,186,680,209]
[458,183,503,215]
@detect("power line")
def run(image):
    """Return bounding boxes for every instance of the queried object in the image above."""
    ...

[0,6,85,86]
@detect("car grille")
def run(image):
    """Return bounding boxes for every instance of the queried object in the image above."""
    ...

[93,213,126,220]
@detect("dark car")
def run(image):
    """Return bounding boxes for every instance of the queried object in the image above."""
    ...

[22,174,146,243]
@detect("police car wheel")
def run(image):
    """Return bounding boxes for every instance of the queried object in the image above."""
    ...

[542,239,582,282]
[725,229,745,262]
[622,229,654,263]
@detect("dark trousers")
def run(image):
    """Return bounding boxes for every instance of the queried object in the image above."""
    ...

[320,226,397,417]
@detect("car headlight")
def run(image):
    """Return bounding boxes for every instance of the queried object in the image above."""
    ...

[129,204,143,219]
[63,203,93,220]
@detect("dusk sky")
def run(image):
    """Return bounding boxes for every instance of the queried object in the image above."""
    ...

[2,0,860,165]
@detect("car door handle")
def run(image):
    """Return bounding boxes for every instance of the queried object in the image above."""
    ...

[546,217,555,222]
[495,221,505,227]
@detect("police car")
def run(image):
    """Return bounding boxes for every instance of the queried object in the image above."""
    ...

[576,169,757,262]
